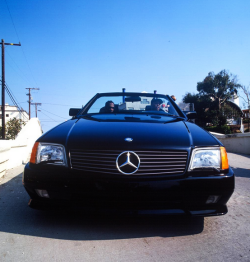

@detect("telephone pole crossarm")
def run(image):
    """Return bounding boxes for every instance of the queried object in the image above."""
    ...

[26,88,40,119]
[31,102,42,118]
[4,42,21,46]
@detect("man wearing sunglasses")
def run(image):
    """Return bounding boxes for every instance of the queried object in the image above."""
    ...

[104,100,115,113]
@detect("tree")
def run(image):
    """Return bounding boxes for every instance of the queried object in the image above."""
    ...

[184,70,242,127]
[197,70,241,110]
[240,85,250,132]
[183,92,218,126]
[240,85,250,110]
[0,117,26,140]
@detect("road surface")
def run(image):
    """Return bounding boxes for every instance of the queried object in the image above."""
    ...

[0,153,249,261]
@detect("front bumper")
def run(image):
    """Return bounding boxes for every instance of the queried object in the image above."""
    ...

[23,163,235,216]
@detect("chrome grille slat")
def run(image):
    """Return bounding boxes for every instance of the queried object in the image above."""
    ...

[73,156,117,160]
[140,158,186,161]
[142,161,186,164]
[138,169,185,172]
[73,168,183,175]
[73,165,117,171]
[145,167,185,169]
[70,149,188,176]
[139,154,186,156]
[73,163,116,168]
[73,159,115,163]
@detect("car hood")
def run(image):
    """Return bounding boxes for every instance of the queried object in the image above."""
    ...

[40,118,220,151]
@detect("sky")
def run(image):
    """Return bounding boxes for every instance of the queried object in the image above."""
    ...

[1,0,250,133]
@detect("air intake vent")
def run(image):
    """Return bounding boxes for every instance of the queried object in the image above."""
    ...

[70,150,188,176]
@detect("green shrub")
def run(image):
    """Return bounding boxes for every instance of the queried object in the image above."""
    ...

[205,125,232,134]
[0,118,26,140]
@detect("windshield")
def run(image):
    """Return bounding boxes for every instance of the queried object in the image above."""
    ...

[85,94,180,116]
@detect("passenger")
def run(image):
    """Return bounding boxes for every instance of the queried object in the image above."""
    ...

[165,95,177,114]
[151,99,164,111]
[171,95,177,101]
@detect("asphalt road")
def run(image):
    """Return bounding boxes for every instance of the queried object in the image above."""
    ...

[0,153,250,262]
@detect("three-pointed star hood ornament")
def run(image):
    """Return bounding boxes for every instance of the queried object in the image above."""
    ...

[116,151,140,175]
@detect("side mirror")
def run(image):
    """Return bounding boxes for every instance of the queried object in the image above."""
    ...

[184,111,197,120]
[69,108,81,116]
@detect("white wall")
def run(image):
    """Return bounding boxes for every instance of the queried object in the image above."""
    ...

[0,141,11,178]
[210,132,250,155]
[0,118,42,178]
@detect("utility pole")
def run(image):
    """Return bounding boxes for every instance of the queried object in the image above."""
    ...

[1,39,21,139]
[31,102,42,117]
[26,88,39,119]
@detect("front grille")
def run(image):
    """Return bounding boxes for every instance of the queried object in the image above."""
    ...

[70,150,188,176]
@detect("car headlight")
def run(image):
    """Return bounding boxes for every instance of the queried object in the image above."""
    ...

[188,147,229,171]
[30,142,67,165]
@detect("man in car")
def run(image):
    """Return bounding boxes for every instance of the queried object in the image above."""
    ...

[151,98,163,111]
[105,101,115,112]
[99,101,115,113]
[171,95,177,101]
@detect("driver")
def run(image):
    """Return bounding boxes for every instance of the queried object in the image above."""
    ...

[99,100,115,113]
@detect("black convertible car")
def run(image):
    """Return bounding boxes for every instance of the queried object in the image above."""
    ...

[23,92,235,216]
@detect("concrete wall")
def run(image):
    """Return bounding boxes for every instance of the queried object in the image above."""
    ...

[211,132,250,155]
[0,141,11,178]
[0,118,42,178]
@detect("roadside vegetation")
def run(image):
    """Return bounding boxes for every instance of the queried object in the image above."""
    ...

[0,117,26,140]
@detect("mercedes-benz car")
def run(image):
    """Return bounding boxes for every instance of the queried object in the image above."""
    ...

[23,92,235,216]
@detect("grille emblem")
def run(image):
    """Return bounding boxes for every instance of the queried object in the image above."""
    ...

[116,151,140,175]
[125,137,133,142]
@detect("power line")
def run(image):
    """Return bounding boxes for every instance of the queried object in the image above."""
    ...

[39,120,63,122]
[5,85,29,120]
[2,81,29,121]
[38,110,57,122]
[4,0,21,41]
[4,0,38,86]
[5,50,34,86]
[40,108,66,119]
[4,81,24,110]
[41,102,77,107]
